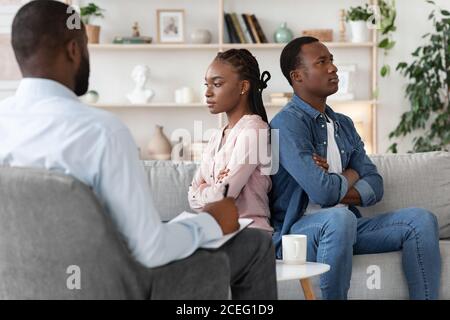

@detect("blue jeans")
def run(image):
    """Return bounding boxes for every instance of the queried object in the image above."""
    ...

[289,207,441,300]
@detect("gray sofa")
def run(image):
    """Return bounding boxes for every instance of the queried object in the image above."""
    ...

[144,151,450,300]
[0,152,448,299]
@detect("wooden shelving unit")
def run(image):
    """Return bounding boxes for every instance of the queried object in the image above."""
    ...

[87,0,380,153]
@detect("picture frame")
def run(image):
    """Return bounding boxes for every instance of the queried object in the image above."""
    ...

[330,64,356,101]
[156,9,185,43]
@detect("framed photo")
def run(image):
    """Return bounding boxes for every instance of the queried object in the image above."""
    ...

[330,64,356,101]
[156,9,185,43]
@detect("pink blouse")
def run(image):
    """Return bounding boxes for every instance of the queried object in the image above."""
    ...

[188,115,273,233]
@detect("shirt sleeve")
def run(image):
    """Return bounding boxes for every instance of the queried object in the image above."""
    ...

[272,111,349,207]
[345,117,384,207]
[93,128,223,268]
[188,123,267,208]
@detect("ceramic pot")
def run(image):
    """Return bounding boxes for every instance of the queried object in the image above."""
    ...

[147,125,172,160]
[190,29,212,44]
[85,24,100,44]
[274,22,293,43]
[349,21,370,43]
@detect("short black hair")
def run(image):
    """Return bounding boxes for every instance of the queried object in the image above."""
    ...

[280,36,319,86]
[11,0,84,66]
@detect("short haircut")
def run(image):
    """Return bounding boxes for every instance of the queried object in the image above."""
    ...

[11,0,84,66]
[280,36,319,86]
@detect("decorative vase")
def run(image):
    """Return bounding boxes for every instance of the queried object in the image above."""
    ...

[274,22,293,43]
[190,29,212,44]
[349,21,370,43]
[82,90,99,104]
[85,24,100,44]
[147,125,172,160]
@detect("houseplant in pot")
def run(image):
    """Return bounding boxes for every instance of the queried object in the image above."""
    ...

[80,2,105,44]
[388,1,449,153]
[345,4,372,42]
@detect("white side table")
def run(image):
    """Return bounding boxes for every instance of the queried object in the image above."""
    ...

[276,260,330,300]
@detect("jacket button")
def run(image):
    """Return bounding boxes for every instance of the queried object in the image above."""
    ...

[324,141,327,145]
[341,150,345,154]
[321,125,325,128]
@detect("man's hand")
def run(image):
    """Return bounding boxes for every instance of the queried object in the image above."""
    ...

[313,153,329,172]
[342,168,360,188]
[203,197,239,235]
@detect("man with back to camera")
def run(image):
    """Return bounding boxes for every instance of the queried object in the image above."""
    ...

[270,36,441,299]
[0,0,277,299]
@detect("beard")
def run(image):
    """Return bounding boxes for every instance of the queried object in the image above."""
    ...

[74,52,90,96]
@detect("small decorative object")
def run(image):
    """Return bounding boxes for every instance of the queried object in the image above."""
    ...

[80,2,105,44]
[127,65,155,104]
[302,29,333,42]
[81,90,99,104]
[156,9,185,43]
[190,29,212,44]
[345,4,373,43]
[329,64,356,101]
[147,125,172,160]
[132,22,140,37]
[274,22,293,43]
[175,87,195,104]
[113,22,152,44]
[171,137,191,161]
[339,9,347,42]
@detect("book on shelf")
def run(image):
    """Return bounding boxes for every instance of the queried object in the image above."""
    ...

[250,14,268,43]
[230,12,247,44]
[244,13,260,43]
[224,13,239,44]
[241,13,256,43]
[237,13,253,43]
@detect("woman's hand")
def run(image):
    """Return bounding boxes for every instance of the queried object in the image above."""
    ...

[216,168,230,183]
[313,153,329,172]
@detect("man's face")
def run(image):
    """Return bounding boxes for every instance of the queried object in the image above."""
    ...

[74,31,90,96]
[293,42,339,98]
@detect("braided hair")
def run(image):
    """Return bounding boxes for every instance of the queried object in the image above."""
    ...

[215,49,271,124]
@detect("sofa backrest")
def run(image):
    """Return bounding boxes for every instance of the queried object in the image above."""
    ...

[0,167,151,299]
[143,152,450,238]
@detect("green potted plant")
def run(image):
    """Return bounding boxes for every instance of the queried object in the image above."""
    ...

[388,0,449,153]
[80,2,105,44]
[345,4,373,42]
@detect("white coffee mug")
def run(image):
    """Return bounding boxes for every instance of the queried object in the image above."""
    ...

[282,234,307,264]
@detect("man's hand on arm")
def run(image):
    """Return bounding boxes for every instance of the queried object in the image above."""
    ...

[312,154,361,205]
[203,197,240,235]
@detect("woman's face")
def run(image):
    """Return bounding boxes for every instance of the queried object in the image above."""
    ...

[204,60,245,114]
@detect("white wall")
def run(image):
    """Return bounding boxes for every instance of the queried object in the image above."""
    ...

[1,0,448,155]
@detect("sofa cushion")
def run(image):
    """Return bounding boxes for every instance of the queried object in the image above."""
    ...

[359,152,450,239]
[143,160,198,221]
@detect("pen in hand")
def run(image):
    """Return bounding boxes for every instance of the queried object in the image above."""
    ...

[223,184,229,198]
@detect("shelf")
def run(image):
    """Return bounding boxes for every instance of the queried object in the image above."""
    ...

[88,44,220,50]
[91,100,376,109]
[221,42,375,49]
[88,42,376,51]
[91,102,207,108]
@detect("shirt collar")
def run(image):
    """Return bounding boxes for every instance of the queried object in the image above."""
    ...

[291,94,338,123]
[15,78,79,103]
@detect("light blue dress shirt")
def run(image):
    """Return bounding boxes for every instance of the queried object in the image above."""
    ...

[0,78,222,268]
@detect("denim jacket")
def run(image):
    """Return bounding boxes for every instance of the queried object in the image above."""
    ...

[269,94,384,258]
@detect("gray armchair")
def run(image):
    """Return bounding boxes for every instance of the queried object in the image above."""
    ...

[0,167,229,299]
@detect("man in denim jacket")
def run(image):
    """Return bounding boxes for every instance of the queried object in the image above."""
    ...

[270,37,441,299]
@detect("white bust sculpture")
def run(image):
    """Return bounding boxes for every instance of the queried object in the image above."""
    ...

[127,65,155,104]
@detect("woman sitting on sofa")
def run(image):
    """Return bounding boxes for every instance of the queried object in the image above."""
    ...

[188,49,273,233]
